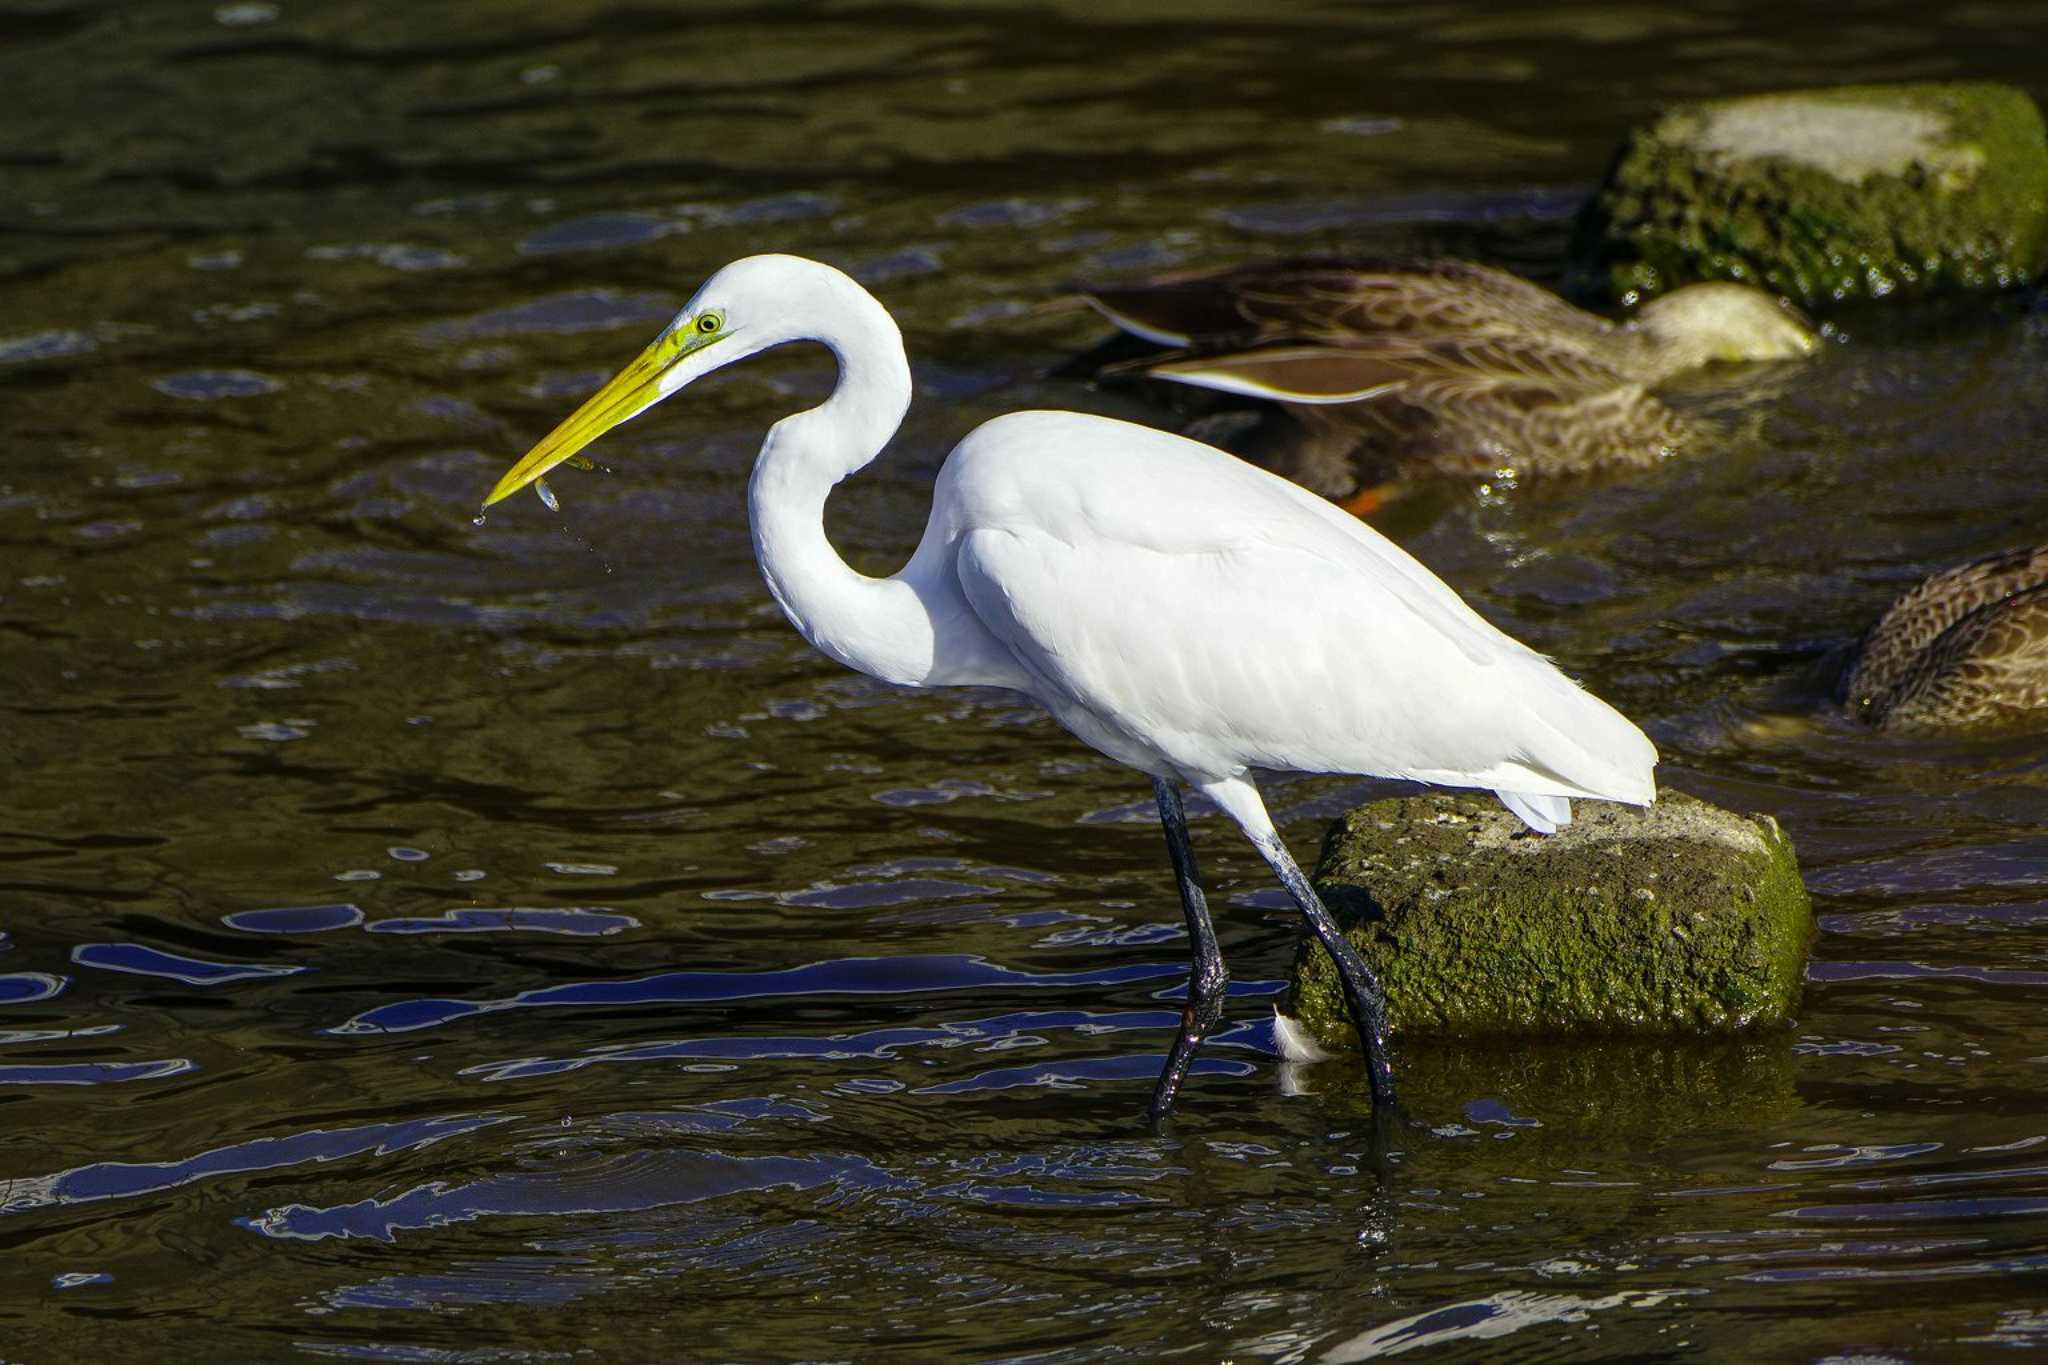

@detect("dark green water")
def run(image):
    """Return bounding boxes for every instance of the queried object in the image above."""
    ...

[6,2,2048,1359]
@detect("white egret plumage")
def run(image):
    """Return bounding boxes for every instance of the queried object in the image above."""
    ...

[483,254,1658,1117]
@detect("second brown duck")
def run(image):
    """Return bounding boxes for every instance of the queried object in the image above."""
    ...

[1840,545,2048,733]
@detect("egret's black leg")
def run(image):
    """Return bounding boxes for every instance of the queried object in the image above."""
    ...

[1248,828,1396,1109]
[1148,776,1228,1121]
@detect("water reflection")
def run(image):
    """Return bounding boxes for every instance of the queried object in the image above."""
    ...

[1319,1287,1697,1361]
[4,0,2048,1358]
[457,1008,1277,1084]
[329,954,1197,1035]
[2,1115,512,1214]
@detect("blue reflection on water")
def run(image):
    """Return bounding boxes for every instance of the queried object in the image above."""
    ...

[784,877,989,909]
[0,1114,509,1215]
[331,953,1190,1036]
[0,1058,195,1087]
[457,1008,1284,1098]
[519,212,674,256]
[1736,1254,2048,1284]
[70,943,304,985]
[918,1053,1254,1095]
[244,1150,918,1243]
[244,1104,1169,1248]
[0,1024,122,1045]
[218,903,635,936]
[1318,1287,1688,1361]
[0,972,69,1004]
[365,908,638,936]
[328,1260,601,1310]
[50,1271,114,1290]
[928,1178,1161,1207]
[1808,960,2048,987]
[222,903,365,934]
[458,1007,1210,1082]
[151,368,281,399]
[415,288,673,343]
[1782,1196,2048,1222]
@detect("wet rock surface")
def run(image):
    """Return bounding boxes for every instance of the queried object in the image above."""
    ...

[1290,791,1814,1046]
[1575,82,2048,306]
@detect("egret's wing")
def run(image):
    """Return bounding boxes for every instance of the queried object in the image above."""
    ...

[955,521,1491,784]
[939,410,1656,801]
[956,519,1646,798]
[939,413,1512,669]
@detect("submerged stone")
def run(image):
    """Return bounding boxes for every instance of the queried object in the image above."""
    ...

[1574,82,2048,306]
[1288,791,1813,1050]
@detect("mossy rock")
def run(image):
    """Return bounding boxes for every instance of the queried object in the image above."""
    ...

[1573,82,2048,307]
[1288,791,1813,1050]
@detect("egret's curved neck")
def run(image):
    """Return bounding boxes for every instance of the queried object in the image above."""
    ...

[746,278,937,685]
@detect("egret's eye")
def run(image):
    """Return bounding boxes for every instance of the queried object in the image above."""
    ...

[697,312,724,335]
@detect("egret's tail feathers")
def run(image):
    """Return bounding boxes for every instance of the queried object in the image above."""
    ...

[1497,789,1572,834]
[1507,666,1660,808]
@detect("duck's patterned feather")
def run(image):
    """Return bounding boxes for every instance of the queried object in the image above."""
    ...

[1086,260,1695,488]
[1842,546,2048,731]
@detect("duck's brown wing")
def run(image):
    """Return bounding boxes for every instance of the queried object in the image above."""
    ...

[1115,340,1687,479]
[1092,262,1638,408]
[1114,344,1411,404]
[1082,277,1268,348]
[1086,260,1626,382]
[1084,260,1689,478]
[1120,329,1674,465]
[1874,583,2048,732]
[1843,545,2048,717]
[1234,260,1612,362]
[1076,257,1396,348]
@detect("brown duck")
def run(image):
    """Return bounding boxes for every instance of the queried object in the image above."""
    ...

[1081,259,1816,509]
[1840,545,2048,732]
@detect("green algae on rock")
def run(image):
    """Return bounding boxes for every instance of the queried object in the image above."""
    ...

[1574,83,2048,307]
[1287,792,1813,1051]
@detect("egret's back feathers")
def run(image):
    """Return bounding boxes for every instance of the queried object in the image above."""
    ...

[934,409,1657,813]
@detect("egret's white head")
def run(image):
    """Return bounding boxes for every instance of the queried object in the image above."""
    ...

[483,254,873,508]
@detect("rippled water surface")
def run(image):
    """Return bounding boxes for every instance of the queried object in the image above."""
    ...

[7,2,2048,1359]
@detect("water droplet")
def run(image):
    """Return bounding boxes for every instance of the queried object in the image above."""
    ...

[535,479,560,513]
[472,511,487,527]
[556,521,612,574]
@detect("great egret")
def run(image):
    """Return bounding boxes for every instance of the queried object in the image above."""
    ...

[1076,259,1814,510]
[1839,544,2048,731]
[483,254,1658,1117]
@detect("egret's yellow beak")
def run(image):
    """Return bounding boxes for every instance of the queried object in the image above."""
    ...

[482,323,723,508]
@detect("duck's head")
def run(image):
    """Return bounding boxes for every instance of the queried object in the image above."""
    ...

[1630,283,1817,377]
